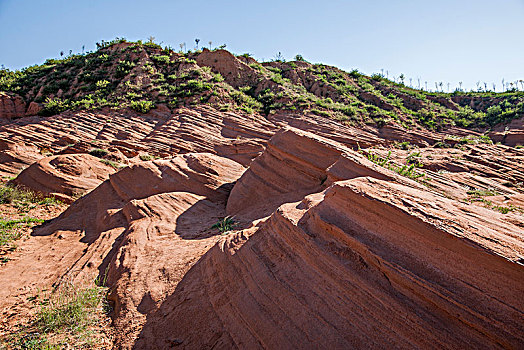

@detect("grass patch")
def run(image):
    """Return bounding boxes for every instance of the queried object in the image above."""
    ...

[211,216,237,234]
[2,280,111,349]
[362,149,425,181]
[0,217,44,247]
[467,189,499,197]
[467,197,523,215]
[139,154,153,161]
[0,184,61,211]
[0,184,37,205]
[99,159,123,169]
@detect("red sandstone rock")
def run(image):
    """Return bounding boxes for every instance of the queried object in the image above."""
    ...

[0,92,25,120]
[13,153,116,202]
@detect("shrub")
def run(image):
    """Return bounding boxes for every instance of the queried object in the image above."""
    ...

[294,54,306,62]
[129,100,154,113]
[99,159,123,169]
[0,185,36,204]
[39,97,69,117]
[115,60,136,78]
[95,79,110,88]
[151,55,171,65]
[88,148,108,158]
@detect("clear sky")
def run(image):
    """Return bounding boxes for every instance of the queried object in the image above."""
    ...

[1,0,523,91]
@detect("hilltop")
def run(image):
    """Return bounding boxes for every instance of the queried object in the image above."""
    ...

[1,38,523,134]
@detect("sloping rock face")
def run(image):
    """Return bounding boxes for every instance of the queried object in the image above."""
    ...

[1,124,523,349]
[13,154,116,202]
[0,139,43,176]
[137,177,524,349]
[226,127,414,218]
[0,153,246,347]
[489,116,524,146]
[0,106,276,177]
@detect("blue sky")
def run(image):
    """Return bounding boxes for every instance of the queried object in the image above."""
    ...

[1,0,523,91]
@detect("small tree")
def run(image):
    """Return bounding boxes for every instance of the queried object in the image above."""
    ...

[60,51,64,57]
[294,54,306,61]
[195,38,200,50]
[273,52,285,62]
[208,41,212,49]
[148,36,155,43]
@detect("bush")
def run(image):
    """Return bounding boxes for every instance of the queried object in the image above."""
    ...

[294,54,306,62]
[129,100,154,113]
[88,148,108,158]
[0,184,36,205]
[139,154,153,161]
[39,97,69,117]
[151,55,171,65]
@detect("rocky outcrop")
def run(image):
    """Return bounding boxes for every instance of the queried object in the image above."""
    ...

[13,154,116,202]
[25,101,42,116]
[0,139,43,176]
[196,49,260,88]
[137,177,524,349]
[489,116,524,146]
[0,106,276,178]
[1,122,523,349]
[0,92,25,120]
[226,127,417,218]
[0,153,246,347]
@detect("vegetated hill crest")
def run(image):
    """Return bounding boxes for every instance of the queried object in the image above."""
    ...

[1,38,523,134]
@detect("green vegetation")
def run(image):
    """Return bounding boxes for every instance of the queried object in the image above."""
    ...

[99,159,123,169]
[139,154,153,161]
[2,280,110,349]
[363,149,425,181]
[0,184,60,211]
[129,100,154,113]
[466,188,523,215]
[211,216,237,234]
[1,38,522,131]
[88,148,108,158]
[467,189,499,197]
[0,184,37,205]
[0,217,44,247]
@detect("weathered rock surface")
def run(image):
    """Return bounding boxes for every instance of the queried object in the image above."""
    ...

[136,177,524,349]
[0,92,26,120]
[227,128,396,218]
[489,116,524,146]
[0,106,275,177]
[13,154,116,202]
[0,105,523,349]
[0,153,246,348]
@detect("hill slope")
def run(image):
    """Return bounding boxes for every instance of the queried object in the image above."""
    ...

[1,39,523,133]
